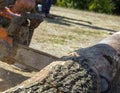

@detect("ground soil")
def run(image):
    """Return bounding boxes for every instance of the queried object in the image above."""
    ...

[0,6,120,92]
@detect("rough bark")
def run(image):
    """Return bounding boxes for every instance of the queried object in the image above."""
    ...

[4,61,100,93]
[4,32,120,93]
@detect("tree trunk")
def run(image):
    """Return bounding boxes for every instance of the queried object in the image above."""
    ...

[4,32,120,93]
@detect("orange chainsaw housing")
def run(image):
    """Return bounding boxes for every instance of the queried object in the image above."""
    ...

[0,27,13,46]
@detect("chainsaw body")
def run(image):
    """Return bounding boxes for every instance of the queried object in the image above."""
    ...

[0,0,43,59]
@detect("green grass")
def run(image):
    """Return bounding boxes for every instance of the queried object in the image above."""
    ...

[73,29,107,37]
[31,6,120,57]
[38,34,75,45]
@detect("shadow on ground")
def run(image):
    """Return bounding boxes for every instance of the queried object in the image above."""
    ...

[0,68,29,92]
[46,14,117,33]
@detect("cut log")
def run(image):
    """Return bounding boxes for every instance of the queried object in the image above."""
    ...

[4,32,120,93]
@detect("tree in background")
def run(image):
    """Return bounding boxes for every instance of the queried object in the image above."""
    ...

[56,0,115,14]
[112,0,120,14]
[56,0,91,9]
[88,0,114,14]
